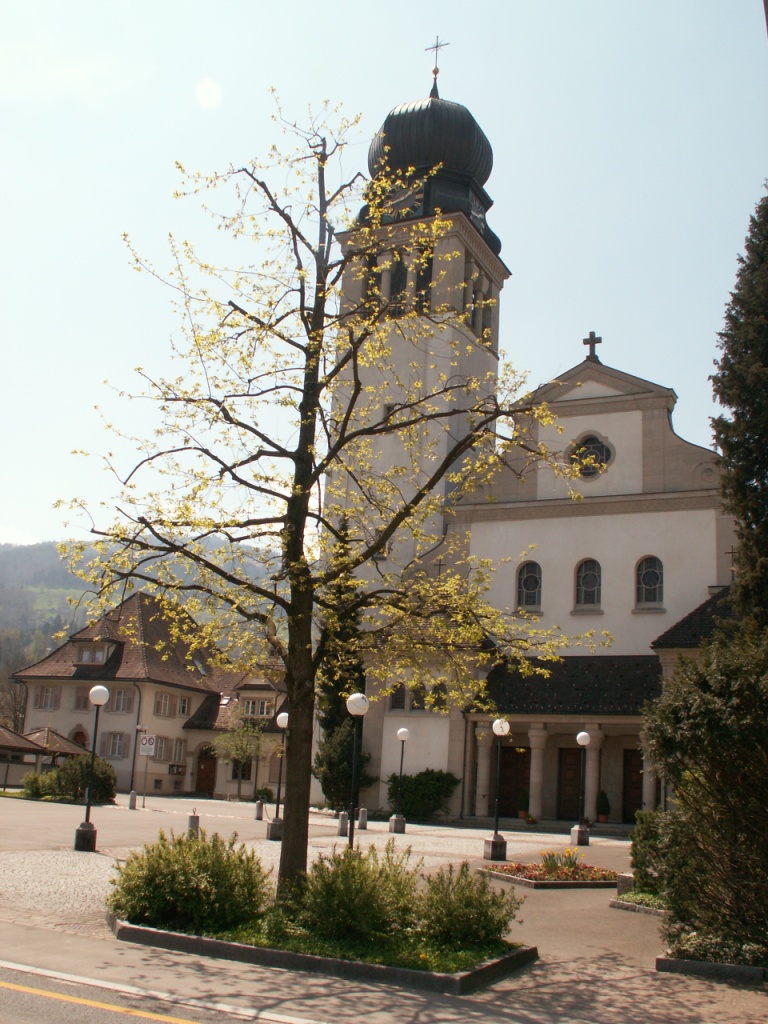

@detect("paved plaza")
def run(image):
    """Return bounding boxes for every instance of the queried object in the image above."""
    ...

[0,793,765,1023]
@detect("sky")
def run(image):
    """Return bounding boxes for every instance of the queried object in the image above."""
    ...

[1,1,767,545]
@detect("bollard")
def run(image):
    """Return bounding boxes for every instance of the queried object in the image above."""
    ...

[74,821,97,852]
[188,808,200,837]
[337,811,349,837]
[358,807,368,830]
[128,789,137,810]
[254,799,264,821]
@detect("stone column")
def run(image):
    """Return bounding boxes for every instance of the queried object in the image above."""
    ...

[583,727,604,820]
[527,724,548,818]
[642,752,657,811]
[474,722,493,816]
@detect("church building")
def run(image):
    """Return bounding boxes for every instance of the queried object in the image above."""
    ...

[351,79,734,824]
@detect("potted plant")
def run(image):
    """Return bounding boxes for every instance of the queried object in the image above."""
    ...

[517,789,530,819]
[596,789,611,823]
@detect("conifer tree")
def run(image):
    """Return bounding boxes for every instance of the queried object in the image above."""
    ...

[711,189,768,624]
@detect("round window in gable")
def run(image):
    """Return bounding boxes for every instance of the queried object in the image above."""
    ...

[572,435,612,478]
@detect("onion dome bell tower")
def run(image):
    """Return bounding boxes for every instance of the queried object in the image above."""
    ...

[367,77,502,257]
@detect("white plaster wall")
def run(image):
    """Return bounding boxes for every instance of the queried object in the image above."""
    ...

[376,714,450,811]
[535,410,644,500]
[470,507,723,655]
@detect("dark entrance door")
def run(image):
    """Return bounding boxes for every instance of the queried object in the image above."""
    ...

[557,747,582,820]
[498,746,531,816]
[622,748,643,823]
[196,747,217,796]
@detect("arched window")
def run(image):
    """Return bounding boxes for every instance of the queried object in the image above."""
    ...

[388,255,407,317]
[572,435,612,478]
[636,556,664,606]
[576,559,602,607]
[517,561,542,609]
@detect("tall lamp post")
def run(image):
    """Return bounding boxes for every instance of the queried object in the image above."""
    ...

[346,692,370,849]
[74,684,110,852]
[388,727,410,834]
[571,730,591,847]
[483,718,511,861]
[266,711,289,841]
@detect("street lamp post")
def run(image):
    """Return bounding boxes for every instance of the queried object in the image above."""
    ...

[266,712,289,842]
[388,727,410,834]
[483,718,511,861]
[346,692,370,849]
[74,684,110,852]
[571,730,591,846]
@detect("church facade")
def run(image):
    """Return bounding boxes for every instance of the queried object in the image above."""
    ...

[350,82,734,824]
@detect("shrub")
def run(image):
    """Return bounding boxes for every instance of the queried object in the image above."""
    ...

[300,839,420,941]
[253,787,274,803]
[596,789,611,816]
[630,809,665,894]
[419,863,522,946]
[21,756,116,803]
[312,717,375,811]
[386,769,460,820]
[107,830,271,933]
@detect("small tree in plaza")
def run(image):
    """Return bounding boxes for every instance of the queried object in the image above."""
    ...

[213,708,265,800]
[62,103,582,893]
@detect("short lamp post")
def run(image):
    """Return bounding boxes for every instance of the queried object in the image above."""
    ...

[571,730,591,847]
[74,684,110,852]
[266,711,289,842]
[346,692,370,849]
[388,727,410,834]
[483,718,511,861]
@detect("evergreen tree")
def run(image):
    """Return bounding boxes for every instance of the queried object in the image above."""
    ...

[711,189,768,623]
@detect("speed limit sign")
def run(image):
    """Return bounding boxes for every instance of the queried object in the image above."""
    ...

[139,734,156,757]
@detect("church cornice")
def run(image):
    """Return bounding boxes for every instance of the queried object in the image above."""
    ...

[453,489,724,523]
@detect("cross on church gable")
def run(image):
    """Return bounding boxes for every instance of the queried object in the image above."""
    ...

[583,331,602,362]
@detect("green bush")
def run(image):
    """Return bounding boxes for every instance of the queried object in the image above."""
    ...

[108,830,271,933]
[630,808,665,894]
[300,839,420,941]
[419,863,522,946]
[386,769,460,820]
[253,787,274,803]
[21,756,116,803]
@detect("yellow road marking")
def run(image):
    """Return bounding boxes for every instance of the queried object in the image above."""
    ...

[0,979,203,1022]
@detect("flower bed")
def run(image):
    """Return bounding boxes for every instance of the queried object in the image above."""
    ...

[485,848,618,889]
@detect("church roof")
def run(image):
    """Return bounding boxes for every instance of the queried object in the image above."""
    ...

[486,655,662,716]
[652,586,736,650]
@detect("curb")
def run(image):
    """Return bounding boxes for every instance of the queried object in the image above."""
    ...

[108,914,538,995]
[609,898,664,917]
[656,956,767,984]
[482,869,617,890]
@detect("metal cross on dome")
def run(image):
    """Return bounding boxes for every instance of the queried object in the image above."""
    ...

[426,35,449,75]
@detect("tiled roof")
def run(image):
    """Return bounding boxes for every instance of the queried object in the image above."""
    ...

[14,592,240,693]
[23,727,88,755]
[0,723,46,754]
[652,586,736,650]
[486,655,662,717]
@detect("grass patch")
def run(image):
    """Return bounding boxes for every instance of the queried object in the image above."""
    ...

[619,890,666,910]
[214,918,515,973]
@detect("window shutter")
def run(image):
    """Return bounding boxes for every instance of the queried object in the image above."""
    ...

[154,694,163,716]
[33,688,41,709]
[170,697,178,717]
[99,735,108,756]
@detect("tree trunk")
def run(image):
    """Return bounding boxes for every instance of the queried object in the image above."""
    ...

[277,672,315,893]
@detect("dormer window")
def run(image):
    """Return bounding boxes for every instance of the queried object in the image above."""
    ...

[75,643,112,665]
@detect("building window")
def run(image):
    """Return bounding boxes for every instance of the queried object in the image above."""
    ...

[154,736,171,761]
[576,559,602,607]
[154,693,177,718]
[173,738,186,762]
[410,683,427,711]
[517,562,542,609]
[101,732,128,759]
[636,556,664,606]
[232,760,253,782]
[178,697,190,717]
[242,698,274,717]
[33,686,60,710]
[73,688,90,711]
[75,644,110,665]
[572,435,612,478]
[388,255,407,317]
[390,685,406,711]
[109,689,133,713]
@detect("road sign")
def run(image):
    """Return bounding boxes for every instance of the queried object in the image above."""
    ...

[139,734,156,757]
